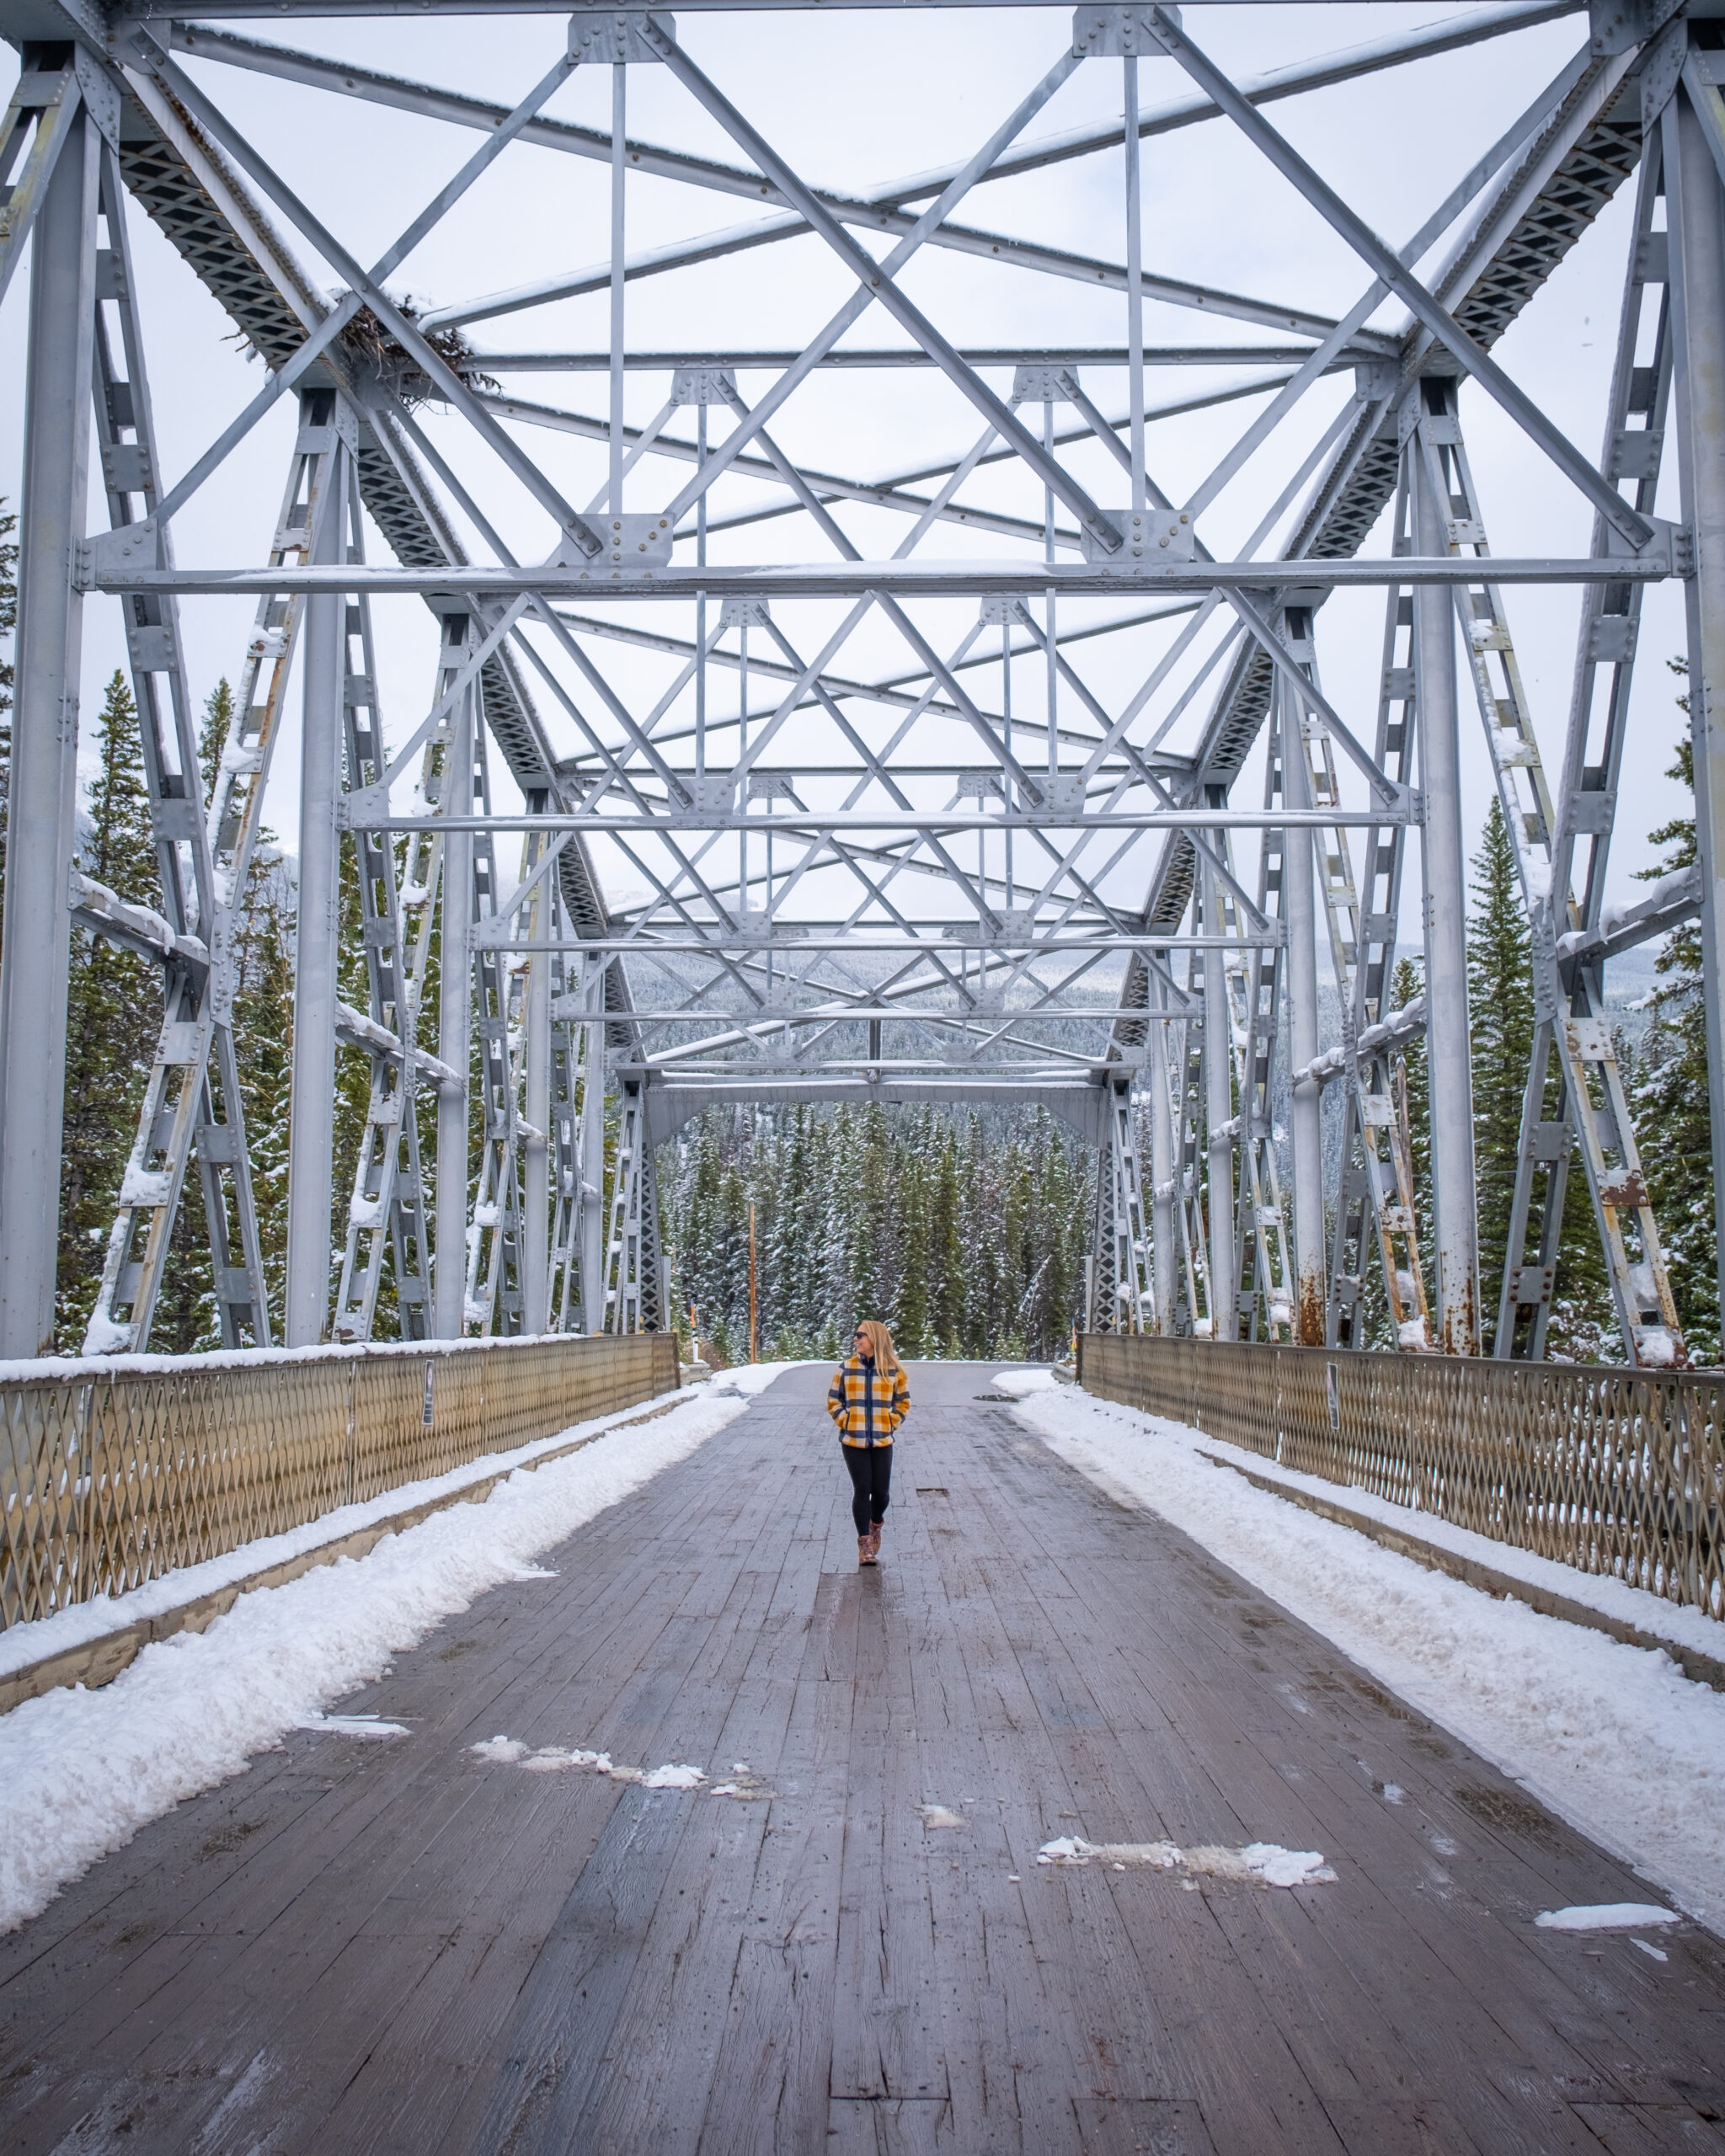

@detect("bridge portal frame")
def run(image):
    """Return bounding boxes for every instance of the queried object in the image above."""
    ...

[1,0,1722,1363]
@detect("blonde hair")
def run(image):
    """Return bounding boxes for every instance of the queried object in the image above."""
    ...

[852,1319,900,1376]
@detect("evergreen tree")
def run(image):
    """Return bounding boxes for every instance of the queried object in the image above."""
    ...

[199,675,235,798]
[232,845,296,1322]
[1461,799,1616,1361]
[893,1112,931,1357]
[1629,672,1719,1362]
[1391,955,1429,1207]
[766,1107,816,1353]
[928,1132,964,1354]
[1466,801,1533,1349]
[57,673,161,1347]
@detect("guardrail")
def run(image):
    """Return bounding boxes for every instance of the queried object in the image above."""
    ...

[0,1332,678,1630]
[1076,1334,1725,1623]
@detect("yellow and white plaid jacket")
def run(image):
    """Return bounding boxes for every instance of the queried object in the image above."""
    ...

[826,1355,911,1447]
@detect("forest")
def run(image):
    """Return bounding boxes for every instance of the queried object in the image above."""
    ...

[660,1102,1095,1364]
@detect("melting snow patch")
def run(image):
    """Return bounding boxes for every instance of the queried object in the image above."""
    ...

[297,1713,409,1739]
[989,1368,1057,1396]
[1633,1939,1669,1961]
[917,1804,968,1830]
[1535,1903,1680,1932]
[644,1764,705,1790]
[1037,1836,1335,1887]
[474,1738,774,1801]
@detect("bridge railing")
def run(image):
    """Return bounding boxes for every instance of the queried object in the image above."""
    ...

[0,1333,678,1631]
[1076,1334,1725,1623]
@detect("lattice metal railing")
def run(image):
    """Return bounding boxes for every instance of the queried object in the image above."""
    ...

[0,1331,676,1630]
[1078,1332,1725,1622]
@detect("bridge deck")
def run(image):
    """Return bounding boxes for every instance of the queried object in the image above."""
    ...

[2,1363,1722,2153]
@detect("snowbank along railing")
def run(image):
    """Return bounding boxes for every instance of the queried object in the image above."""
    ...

[0,1332,677,1630]
[1078,1334,1725,1623]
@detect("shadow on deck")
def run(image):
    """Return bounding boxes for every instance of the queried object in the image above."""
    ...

[2,1361,1722,2153]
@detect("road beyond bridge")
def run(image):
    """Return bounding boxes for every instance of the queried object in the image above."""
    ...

[1,1364,1721,2153]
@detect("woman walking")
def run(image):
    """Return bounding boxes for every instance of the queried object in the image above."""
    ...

[827,1320,911,1567]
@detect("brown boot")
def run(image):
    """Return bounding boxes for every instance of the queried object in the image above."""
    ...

[858,1534,875,1567]
[868,1522,884,1562]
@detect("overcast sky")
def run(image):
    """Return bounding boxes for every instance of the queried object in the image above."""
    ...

[0,3,1693,990]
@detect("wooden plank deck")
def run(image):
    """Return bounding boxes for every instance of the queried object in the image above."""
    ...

[2,1361,1722,2154]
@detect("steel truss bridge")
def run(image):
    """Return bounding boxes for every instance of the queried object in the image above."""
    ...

[3,0,1723,1365]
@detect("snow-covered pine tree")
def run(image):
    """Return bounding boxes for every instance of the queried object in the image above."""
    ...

[1034,1120,1082,1356]
[1466,801,1532,1350]
[892,1109,932,1357]
[199,676,234,797]
[928,1129,964,1356]
[713,1157,750,1355]
[1628,670,1718,1362]
[1387,956,1429,1208]
[766,1105,815,1353]
[851,1102,894,1326]
[821,1106,858,1341]
[748,1109,781,1351]
[57,672,162,1346]
[332,826,387,1325]
[677,1120,724,1346]
[232,843,296,1323]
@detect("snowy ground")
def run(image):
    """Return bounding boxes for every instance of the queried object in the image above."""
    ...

[1010,1382,1725,1932]
[0,1364,786,1935]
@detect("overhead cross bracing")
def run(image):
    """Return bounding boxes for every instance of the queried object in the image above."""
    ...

[1,0,1722,1372]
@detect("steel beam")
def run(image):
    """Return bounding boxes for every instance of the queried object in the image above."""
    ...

[0,97,96,1358]
[1282,684,1326,1344]
[284,426,350,1346]
[1668,80,1725,1333]
[1413,393,1481,1355]
[435,623,478,1339]
[87,553,1682,599]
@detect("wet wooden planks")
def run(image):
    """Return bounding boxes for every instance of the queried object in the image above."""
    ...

[0,1362,1722,2154]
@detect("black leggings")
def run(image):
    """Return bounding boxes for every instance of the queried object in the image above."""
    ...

[841,1444,893,1534]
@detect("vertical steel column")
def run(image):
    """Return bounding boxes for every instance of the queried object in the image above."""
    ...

[1124,52,1145,527]
[1282,683,1326,1342]
[579,1012,606,1333]
[1668,88,1725,1326]
[435,632,476,1338]
[522,825,552,1333]
[1202,853,1236,1340]
[608,61,626,517]
[1149,974,1176,1335]
[0,102,96,1356]
[283,434,349,1346]
[1413,394,1480,1353]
